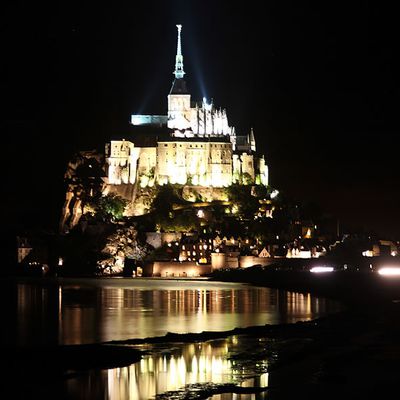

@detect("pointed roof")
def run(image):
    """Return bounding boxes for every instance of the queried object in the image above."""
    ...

[169,24,189,95]
[249,128,256,152]
[259,247,271,258]
[169,78,189,94]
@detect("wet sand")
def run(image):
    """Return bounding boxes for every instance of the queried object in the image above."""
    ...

[209,268,400,399]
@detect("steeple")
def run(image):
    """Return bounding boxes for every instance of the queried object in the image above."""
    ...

[174,24,185,79]
[249,128,256,152]
[170,24,188,95]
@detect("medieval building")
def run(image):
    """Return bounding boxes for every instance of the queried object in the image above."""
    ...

[105,25,268,190]
[60,25,269,233]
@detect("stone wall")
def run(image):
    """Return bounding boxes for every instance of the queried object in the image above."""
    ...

[152,261,212,277]
[239,256,274,269]
[210,252,239,269]
[211,252,274,270]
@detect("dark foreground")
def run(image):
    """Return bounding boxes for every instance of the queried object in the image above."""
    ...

[3,269,400,399]
[210,268,400,399]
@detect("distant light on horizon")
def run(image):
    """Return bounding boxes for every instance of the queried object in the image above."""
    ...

[270,190,279,199]
[377,267,400,276]
[362,250,374,257]
[310,266,334,273]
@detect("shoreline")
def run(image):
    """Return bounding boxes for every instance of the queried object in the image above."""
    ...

[208,268,400,398]
[4,270,400,398]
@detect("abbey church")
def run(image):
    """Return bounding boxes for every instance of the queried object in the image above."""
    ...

[60,25,269,233]
[105,25,268,190]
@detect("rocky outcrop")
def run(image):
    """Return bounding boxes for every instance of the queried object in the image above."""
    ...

[97,225,150,275]
[60,151,105,233]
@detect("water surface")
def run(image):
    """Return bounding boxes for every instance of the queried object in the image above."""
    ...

[67,336,270,399]
[2,277,341,346]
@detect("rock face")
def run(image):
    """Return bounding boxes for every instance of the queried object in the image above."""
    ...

[60,151,105,233]
[60,151,247,232]
[102,184,228,217]
[97,225,149,275]
[182,186,228,202]
[104,185,157,217]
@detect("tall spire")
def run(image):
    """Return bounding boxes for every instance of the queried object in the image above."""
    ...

[249,128,256,152]
[174,24,185,79]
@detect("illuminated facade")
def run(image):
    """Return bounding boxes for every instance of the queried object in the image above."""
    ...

[106,25,268,189]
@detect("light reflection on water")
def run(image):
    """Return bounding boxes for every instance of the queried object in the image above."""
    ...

[5,278,342,399]
[8,278,341,346]
[67,336,269,400]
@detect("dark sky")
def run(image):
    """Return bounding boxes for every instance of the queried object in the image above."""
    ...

[3,1,399,238]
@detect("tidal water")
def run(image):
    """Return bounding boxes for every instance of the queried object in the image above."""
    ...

[67,336,271,400]
[2,277,341,399]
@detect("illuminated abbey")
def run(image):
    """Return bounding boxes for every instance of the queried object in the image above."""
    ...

[106,25,268,189]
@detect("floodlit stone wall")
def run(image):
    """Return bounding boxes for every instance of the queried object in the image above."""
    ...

[152,261,212,277]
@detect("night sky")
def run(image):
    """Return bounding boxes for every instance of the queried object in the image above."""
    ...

[3,1,399,238]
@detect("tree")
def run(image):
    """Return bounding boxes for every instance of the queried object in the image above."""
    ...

[97,225,150,275]
[149,184,194,231]
[242,172,254,185]
[252,184,272,199]
[225,184,259,219]
[157,212,199,232]
[95,193,128,222]
[151,184,186,214]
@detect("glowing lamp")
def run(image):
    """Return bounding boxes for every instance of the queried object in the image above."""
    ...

[197,209,205,218]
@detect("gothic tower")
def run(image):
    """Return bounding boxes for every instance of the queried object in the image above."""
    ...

[249,128,256,152]
[167,25,192,130]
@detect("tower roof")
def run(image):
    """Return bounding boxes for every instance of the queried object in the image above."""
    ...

[169,78,189,94]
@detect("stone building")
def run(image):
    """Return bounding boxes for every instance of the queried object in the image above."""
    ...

[105,25,268,191]
[60,25,270,232]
